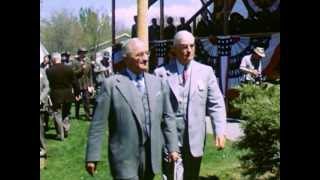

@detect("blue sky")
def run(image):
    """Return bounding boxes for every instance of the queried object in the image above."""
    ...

[41,0,248,28]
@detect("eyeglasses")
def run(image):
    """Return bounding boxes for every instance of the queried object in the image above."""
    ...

[134,51,150,58]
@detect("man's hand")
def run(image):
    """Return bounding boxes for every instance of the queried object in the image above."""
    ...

[86,162,96,176]
[168,151,180,162]
[75,95,81,101]
[251,70,260,77]
[88,86,95,93]
[215,135,226,150]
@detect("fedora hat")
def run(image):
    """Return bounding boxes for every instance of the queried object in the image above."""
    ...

[253,47,266,58]
[77,47,88,54]
[61,51,71,57]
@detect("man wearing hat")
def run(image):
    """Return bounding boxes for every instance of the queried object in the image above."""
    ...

[71,47,94,120]
[240,46,266,83]
[62,51,72,66]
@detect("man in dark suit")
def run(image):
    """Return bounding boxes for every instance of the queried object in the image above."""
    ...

[46,52,80,141]
[85,38,179,180]
[149,18,160,41]
[164,17,177,40]
[71,48,94,120]
[154,31,227,180]
[131,15,138,38]
[177,17,192,33]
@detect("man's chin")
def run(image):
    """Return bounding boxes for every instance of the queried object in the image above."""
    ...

[138,66,148,71]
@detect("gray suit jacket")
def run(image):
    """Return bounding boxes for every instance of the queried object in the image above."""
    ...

[154,60,226,157]
[86,72,178,179]
[40,68,50,105]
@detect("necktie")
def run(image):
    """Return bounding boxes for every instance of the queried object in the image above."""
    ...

[182,65,188,86]
[136,75,144,94]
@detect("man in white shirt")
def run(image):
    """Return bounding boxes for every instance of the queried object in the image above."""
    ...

[240,46,266,83]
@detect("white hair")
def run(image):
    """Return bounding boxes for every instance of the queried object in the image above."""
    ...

[122,38,144,58]
[51,52,61,63]
[173,30,195,47]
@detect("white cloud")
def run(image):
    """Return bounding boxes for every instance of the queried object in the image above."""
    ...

[115,1,202,29]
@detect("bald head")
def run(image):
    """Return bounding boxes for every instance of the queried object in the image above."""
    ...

[51,52,61,64]
[173,30,195,47]
[123,38,146,58]
[123,38,149,74]
[173,31,195,65]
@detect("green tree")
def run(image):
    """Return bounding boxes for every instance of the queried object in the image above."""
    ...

[79,8,111,53]
[41,10,84,53]
[41,8,112,54]
[231,83,280,179]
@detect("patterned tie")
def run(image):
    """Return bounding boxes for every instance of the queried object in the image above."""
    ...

[182,65,188,86]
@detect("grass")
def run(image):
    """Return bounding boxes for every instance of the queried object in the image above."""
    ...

[41,108,245,180]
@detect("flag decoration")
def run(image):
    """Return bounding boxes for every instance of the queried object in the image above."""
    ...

[195,33,280,90]
[149,0,158,7]
[243,0,280,13]
[112,33,280,90]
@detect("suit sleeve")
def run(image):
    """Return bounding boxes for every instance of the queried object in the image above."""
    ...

[71,60,84,78]
[86,80,111,162]
[88,64,94,87]
[161,79,179,153]
[40,69,50,103]
[68,67,80,97]
[206,67,227,137]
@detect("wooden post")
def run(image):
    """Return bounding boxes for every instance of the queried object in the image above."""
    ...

[160,0,164,40]
[193,19,197,34]
[223,0,229,35]
[137,0,149,50]
[112,0,116,45]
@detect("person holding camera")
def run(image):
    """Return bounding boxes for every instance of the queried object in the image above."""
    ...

[240,46,266,84]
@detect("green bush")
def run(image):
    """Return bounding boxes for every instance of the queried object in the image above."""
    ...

[231,83,280,179]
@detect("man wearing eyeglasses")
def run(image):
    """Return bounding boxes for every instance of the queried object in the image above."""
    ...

[85,38,179,180]
[154,31,227,180]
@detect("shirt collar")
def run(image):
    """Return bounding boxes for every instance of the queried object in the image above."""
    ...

[175,59,192,74]
[126,68,143,81]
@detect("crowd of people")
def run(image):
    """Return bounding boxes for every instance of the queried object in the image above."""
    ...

[40,48,113,159]
[131,10,279,42]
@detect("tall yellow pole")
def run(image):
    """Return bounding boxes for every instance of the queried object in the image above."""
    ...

[137,0,149,50]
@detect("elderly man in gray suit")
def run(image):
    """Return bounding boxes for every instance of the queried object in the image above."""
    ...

[85,38,180,180]
[154,30,227,180]
[40,68,50,157]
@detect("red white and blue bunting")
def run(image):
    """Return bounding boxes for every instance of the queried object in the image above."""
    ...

[113,33,280,95]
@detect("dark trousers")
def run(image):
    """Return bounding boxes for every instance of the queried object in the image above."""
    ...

[163,131,202,180]
[162,147,202,180]
[52,102,72,139]
[181,145,202,180]
[114,139,154,180]
[75,89,91,120]
[62,102,72,120]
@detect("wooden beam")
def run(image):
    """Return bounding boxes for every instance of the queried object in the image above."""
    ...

[137,0,149,50]
[186,0,213,25]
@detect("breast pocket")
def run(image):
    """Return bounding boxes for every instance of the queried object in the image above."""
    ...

[197,82,207,99]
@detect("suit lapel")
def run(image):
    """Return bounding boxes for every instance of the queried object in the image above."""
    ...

[189,60,201,98]
[144,73,155,114]
[115,74,144,127]
[166,61,181,101]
